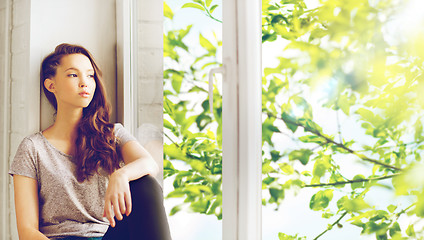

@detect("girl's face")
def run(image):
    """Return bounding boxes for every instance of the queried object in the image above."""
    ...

[46,54,97,110]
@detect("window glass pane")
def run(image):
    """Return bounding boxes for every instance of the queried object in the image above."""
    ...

[163,1,223,239]
[262,0,424,239]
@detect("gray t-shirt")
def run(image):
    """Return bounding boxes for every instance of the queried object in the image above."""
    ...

[9,123,137,239]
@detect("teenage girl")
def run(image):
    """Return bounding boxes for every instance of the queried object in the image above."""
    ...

[9,43,171,240]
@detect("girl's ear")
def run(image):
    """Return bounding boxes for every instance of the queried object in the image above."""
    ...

[44,78,56,93]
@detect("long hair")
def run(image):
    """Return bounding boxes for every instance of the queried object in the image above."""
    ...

[40,43,120,182]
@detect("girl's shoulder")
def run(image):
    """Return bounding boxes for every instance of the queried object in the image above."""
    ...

[17,131,44,150]
[9,132,45,179]
[113,123,137,147]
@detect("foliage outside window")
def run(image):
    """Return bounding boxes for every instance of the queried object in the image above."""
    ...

[163,0,424,239]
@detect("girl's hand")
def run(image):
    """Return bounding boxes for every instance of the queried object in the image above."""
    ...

[103,170,132,227]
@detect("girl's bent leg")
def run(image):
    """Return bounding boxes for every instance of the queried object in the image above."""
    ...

[102,175,171,240]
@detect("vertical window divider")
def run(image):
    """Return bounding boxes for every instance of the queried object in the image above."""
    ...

[116,0,137,133]
[222,0,262,239]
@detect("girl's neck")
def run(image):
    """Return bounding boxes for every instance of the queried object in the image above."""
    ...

[48,107,83,141]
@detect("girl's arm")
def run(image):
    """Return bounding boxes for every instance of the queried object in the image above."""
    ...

[116,140,159,181]
[104,140,159,227]
[13,175,49,240]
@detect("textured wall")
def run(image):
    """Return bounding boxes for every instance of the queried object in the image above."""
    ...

[6,1,32,239]
[136,0,164,180]
[0,0,11,239]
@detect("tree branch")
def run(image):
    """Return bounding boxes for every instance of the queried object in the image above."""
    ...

[335,106,343,144]
[164,132,180,148]
[265,112,402,171]
[395,202,415,219]
[314,211,348,240]
[200,2,222,23]
[304,173,400,188]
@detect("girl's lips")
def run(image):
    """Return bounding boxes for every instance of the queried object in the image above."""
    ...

[79,92,90,98]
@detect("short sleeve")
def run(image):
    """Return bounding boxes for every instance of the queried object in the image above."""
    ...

[9,137,38,180]
[114,123,137,148]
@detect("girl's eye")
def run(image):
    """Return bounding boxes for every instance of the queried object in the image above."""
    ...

[88,74,95,78]
[68,74,77,77]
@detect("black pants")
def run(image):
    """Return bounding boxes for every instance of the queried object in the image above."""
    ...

[102,175,171,240]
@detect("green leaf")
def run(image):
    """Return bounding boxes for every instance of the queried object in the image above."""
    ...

[190,160,207,173]
[279,163,294,174]
[312,156,331,178]
[356,108,375,121]
[289,149,313,165]
[271,15,289,25]
[310,189,333,211]
[281,112,298,132]
[322,211,334,219]
[339,197,370,212]
[195,113,212,131]
[164,119,175,129]
[199,33,215,53]
[190,199,210,213]
[171,73,183,92]
[389,222,401,237]
[167,189,186,198]
[207,198,221,216]
[337,196,348,210]
[170,204,184,216]
[309,28,328,40]
[164,144,188,161]
[415,119,423,141]
[210,4,218,14]
[387,204,397,213]
[262,117,280,146]
[356,108,384,127]
[181,3,205,11]
[329,173,346,188]
[262,32,277,42]
[300,118,323,133]
[406,224,415,237]
[164,2,174,19]
[278,232,306,240]
[263,176,276,185]
[351,174,366,190]
[262,161,275,174]
[163,97,175,115]
[298,135,327,144]
[269,188,285,203]
[178,25,193,39]
[270,150,282,162]
[338,94,351,115]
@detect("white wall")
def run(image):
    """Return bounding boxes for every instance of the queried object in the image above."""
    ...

[2,0,115,239]
[35,0,118,130]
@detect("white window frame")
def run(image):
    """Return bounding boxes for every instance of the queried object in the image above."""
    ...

[222,0,263,240]
[116,0,164,185]
[116,0,138,133]
[118,0,263,238]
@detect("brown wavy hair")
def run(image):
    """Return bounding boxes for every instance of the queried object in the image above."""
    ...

[40,43,120,182]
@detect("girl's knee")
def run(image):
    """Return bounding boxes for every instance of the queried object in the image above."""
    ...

[127,175,171,240]
[129,175,163,202]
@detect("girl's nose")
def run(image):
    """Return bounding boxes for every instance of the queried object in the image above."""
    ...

[79,76,90,88]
